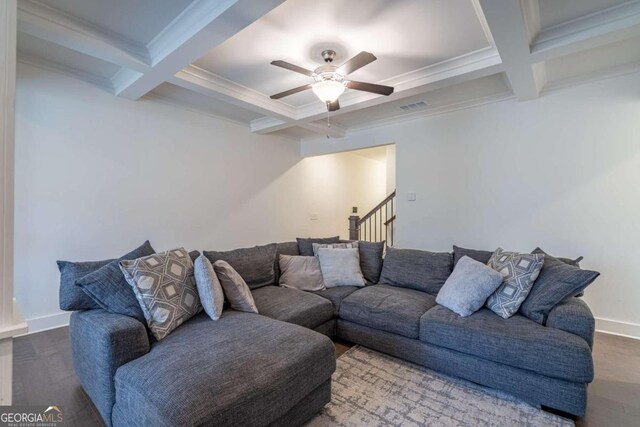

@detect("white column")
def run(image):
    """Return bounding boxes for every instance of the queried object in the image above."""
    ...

[0,0,27,406]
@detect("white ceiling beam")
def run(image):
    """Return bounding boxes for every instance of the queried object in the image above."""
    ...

[531,0,640,62]
[478,0,544,101]
[251,47,504,134]
[115,0,285,100]
[17,0,149,72]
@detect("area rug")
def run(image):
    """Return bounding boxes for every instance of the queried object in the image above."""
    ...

[308,346,573,427]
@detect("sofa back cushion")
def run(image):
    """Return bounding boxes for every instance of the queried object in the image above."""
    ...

[453,245,493,266]
[296,236,340,256]
[204,243,277,290]
[379,247,453,295]
[519,248,599,324]
[75,241,155,322]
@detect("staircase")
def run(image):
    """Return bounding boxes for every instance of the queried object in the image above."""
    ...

[348,191,396,246]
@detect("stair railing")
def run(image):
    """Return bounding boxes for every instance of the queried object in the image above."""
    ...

[349,190,396,246]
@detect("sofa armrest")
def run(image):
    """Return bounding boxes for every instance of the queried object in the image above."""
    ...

[546,298,595,349]
[70,310,150,427]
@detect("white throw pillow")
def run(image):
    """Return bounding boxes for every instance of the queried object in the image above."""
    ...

[279,255,325,291]
[316,248,366,288]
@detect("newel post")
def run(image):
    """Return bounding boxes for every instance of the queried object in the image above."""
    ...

[348,207,359,241]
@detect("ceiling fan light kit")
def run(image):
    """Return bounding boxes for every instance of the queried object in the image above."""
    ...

[312,80,345,103]
[270,49,395,111]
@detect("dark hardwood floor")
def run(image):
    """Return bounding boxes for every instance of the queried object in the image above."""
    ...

[13,329,640,427]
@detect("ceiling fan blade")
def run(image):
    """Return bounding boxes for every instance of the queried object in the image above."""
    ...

[271,60,314,77]
[270,84,312,100]
[336,51,377,75]
[346,80,394,96]
[328,99,340,111]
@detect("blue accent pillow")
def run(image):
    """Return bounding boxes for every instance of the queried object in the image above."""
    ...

[76,241,155,322]
[520,248,599,324]
[57,259,113,311]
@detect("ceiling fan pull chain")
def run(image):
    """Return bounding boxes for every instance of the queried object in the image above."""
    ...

[326,102,331,139]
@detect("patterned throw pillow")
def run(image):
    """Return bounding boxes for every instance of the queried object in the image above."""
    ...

[485,248,544,319]
[120,248,202,340]
[212,260,258,313]
[312,241,359,255]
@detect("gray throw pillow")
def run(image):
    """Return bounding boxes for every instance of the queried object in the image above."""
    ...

[316,248,366,288]
[274,241,301,284]
[213,260,258,313]
[358,241,385,284]
[194,255,225,320]
[312,241,358,255]
[120,248,203,340]
[436,256,504,317]
[379,247,453,295]
[278,255,325,291]
[453,245,494,266]
[75,240,155,322]
[296,236,340,256]
[485,248,545,319]
[57,258,113,311]
[204,243,276,290]
[519,249,599,324]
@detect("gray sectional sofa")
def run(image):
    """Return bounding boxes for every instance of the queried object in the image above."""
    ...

[65,240,595,426]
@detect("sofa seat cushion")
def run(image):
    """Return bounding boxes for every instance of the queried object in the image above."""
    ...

[311,286,360,316]
[419,305,593,382]
[340,285,436,339]
[113,311,335,427]
[251,286,333,329]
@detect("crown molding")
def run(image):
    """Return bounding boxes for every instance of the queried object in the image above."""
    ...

[542,59,640,95]
[18,53,114,93]
[308,91,515,141]
[17,0,149,71]
[143,92,249,128]
[531,0,640,62]
[172,65,297,119]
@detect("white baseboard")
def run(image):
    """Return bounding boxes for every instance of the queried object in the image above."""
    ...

[595,317,640,340]
[21,312,70,336]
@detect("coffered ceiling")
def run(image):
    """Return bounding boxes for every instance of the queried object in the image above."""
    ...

[16,0,640,141]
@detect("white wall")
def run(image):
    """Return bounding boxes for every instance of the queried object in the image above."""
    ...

[302,71,640,339]
[386,145,396,195]
[14,63,385,332]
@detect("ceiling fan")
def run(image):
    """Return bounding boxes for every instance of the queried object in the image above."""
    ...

[269,50,394,111]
